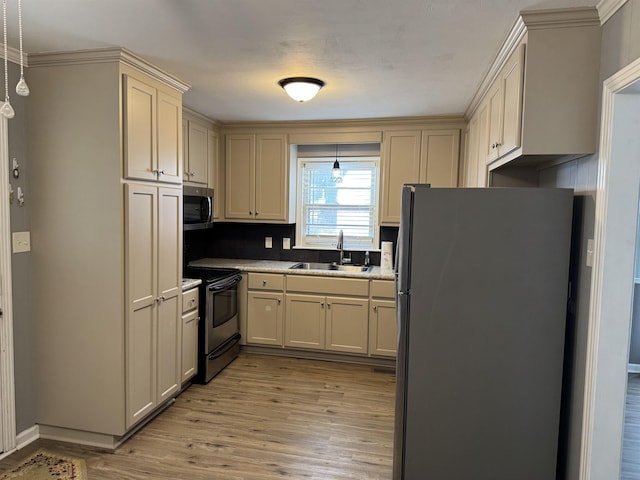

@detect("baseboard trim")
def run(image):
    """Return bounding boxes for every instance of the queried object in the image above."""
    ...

[16,425,39,449]
[628,363,640,373]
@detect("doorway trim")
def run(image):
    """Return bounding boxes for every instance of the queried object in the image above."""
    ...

[580,56,640,479]
[0,115,16,456]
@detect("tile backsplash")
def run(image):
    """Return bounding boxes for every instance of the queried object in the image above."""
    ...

[184,223,398,268]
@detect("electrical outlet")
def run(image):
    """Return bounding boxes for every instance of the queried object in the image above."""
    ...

[283,238,291,250]
[265,236,273,249]
[12,231,31,253]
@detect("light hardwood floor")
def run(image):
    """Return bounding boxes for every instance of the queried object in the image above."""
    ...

[0,353,396,480]
[622,373,640,480]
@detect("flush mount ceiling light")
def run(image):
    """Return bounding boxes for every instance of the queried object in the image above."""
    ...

[278,77,325,102]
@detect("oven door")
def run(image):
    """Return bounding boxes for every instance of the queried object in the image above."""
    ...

[205,274,241,353]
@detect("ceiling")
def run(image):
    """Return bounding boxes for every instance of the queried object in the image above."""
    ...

[12,0,597,123]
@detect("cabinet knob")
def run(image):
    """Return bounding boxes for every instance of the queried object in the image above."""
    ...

[321,302,324,308]
[249,211,253,215]
[373,305,378,313]
[277,299,281,305]
[262,280,267,287]
[255,211,259,216]
[151,169,159,175]
[159,170,165,176]
[327,303,331,309]
[189,171,195,176]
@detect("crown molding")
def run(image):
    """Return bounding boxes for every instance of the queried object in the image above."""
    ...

[183,106,222,129]
[28,47,190,93]
[597,0,629,24]
[0,44,26,66]
[219,114,466,132]
[465,6,599,119]
[520,6,600,29]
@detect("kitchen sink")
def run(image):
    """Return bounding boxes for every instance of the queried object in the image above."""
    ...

[290,262,372,273]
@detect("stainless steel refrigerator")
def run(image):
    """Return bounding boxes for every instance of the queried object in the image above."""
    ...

[393,185,573,480]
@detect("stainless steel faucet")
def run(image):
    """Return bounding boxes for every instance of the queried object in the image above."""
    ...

[336,230,344,265]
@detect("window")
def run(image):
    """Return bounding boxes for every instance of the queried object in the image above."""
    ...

[296,149,380,250]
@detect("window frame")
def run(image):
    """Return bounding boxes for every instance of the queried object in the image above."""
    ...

[295,155,380,251]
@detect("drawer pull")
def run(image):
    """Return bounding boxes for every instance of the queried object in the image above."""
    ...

[263,280,267,287]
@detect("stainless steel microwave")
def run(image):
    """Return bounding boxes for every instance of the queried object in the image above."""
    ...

[183,186,214,231]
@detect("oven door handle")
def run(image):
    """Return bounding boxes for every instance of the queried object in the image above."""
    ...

[207,333,241,361]
[207,274,242,291]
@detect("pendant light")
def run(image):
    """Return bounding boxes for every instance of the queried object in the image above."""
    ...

[0,0,14,119]
[278,77,325,102]
[15,0,28,96]
[331,144,342,183]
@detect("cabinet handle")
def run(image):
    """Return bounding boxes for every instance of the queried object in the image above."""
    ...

[277,299,281,305]
[151,169,159,175]
[327,303,331,309]
[321,302,324,308]
[159,170,165,176]
[255,211,259,216]
[189,171,195,176]
[155,297,161,304]
[263,280,267,287]
[373,305,378,313]
[249,210,253,215]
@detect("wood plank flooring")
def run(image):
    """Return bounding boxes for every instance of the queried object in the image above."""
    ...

[623,373,640,479]
[0,353,396,480]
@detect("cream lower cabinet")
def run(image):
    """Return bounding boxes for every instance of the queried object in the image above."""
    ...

[369,280,397,357]
[125,183,182,429]
[181,287,199,383]
[284,275,370,354]
[284,294,327,350]
[247,273,285,346]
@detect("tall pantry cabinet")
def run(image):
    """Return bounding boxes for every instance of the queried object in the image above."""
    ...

[28,48,189,447]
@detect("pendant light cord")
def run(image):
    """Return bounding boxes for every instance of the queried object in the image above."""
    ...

[17,0,23,77]
[3,0,9,103]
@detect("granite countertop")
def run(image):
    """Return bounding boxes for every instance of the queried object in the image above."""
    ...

[188,258,395,280]
[181,278,203,291]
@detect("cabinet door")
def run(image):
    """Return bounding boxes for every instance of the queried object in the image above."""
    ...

[500,45,525,158]
[465,117,479,188]
[381,130,421,225]
[247,291,284,346]
[157,295,181,401]
[325,296,369,355]
[208,129,222,219]
[225,134,255,219]
[156,91,182,184]
[124,76,157,182]
[475,101,490,186]
[156,187,182,402]
[181,310,199,382]
[187,121,209,184]
[125,184,158,428]
[486,81,503,164]
[419,129,460,187]
[284,293,325,350]
[370,299,397,357]
[255,134,288,221]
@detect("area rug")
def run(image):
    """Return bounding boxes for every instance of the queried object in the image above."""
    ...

[0,449,87,480]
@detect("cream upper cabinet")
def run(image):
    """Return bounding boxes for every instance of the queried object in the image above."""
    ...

[184,120,208,184]
[225,133,292,222]
[125,183,182,429]
[468,10,601,171]
[381,128,460,225]
[124,75,182,184]
[380,130,422,225]
[464,100,490,187]
[487,45,524,163]
[208,129,222,219]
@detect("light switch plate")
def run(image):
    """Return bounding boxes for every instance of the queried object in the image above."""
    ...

[12,231,31,253]
[265,236,272,249]
[283,238,291,250]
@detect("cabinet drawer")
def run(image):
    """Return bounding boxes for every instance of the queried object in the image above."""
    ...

[286,275,369,297]
[248,273,285,291]
[182,287,199,314]
[370,280,396,299]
